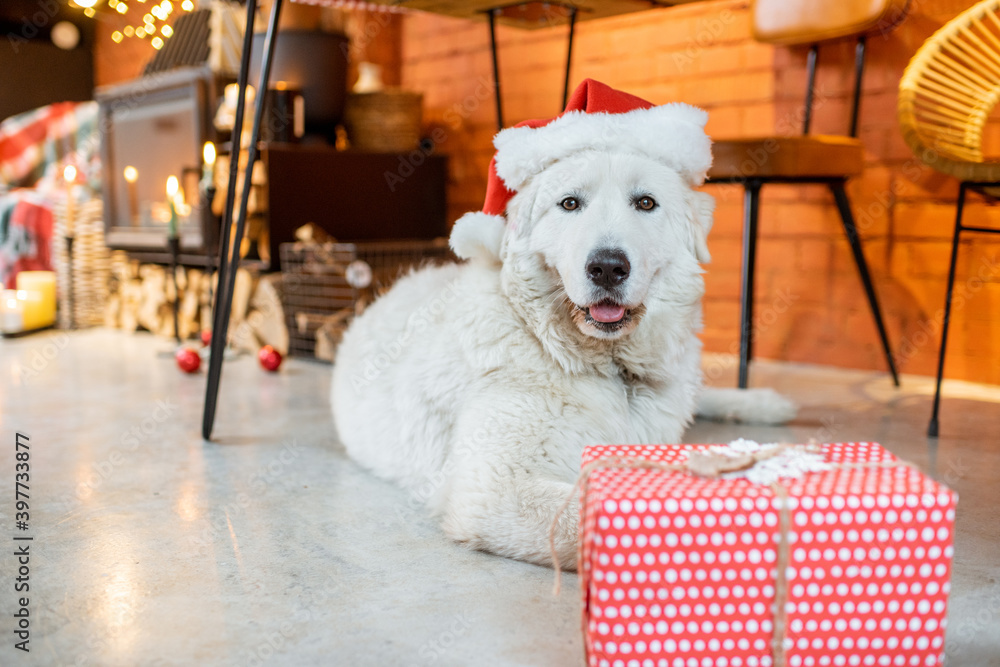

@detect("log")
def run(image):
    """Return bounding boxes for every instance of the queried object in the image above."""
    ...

[178,269,202,340]
[249,273,288,355]
[227,268,260,352]
[120,278,143,333]
[200,271,216,332]
[136,265,166,332]
[104,293,121,329]
[294,222,333,244]
[230,268,254,326]
[314,308,354,362]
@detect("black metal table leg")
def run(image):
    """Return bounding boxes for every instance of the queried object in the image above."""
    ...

[488,9,504,132]
[829,181,900,387]
[928,182,967,438]
[202,0,284,441]
[488,5,578,132]
[562,7,577,109]
[738,179,762,389]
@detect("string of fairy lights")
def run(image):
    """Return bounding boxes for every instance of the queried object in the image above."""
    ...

[69,0,196,50]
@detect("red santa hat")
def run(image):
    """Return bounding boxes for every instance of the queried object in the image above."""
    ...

[450,78,713,262]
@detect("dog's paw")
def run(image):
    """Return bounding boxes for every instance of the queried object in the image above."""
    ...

[736,388,798,425]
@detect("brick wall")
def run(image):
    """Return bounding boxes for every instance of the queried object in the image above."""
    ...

[399,0,1000,386]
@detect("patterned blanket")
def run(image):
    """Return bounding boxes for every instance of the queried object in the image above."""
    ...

[0,101,100,287]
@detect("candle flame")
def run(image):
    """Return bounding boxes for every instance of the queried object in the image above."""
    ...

[64,165,77,183]
[123,166,138,183]
[166,176,178,197]
[203,142,216,166]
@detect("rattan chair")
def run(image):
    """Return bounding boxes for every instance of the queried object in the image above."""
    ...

[898,0,1000,437]
[707,0,907,390]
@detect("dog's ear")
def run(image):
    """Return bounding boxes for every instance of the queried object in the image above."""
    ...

[450,212,505,264]
[690,190,714,264]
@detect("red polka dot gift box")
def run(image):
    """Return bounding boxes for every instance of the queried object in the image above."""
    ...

[577,441,957,667]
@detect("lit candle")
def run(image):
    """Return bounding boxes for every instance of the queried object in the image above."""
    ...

[15,271,56,331]
[1,290,23,333]
[202,141,216,192]
[124,165,139,225]
[166,176,180,238]
[63,164,77,237]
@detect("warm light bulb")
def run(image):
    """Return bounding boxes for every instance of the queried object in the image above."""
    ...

[116,2,128,13]
[83,7,95,16]
[135,26,146,38]
[109,0,118,7]
[73,0,98,8]
[166,176,178,197]
[123,25,135,37]
[203,142,216,166]
[64,165,77,183]
[181,0,193,10]
[151,6,164,19]
[111,31,123,43]
[143,12,153,22]
[151,36,163,49]
[162,0,173,12]
[123,166,138,183]
[161,24,173,37]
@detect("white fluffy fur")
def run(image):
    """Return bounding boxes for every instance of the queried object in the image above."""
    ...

[331,150,795,569]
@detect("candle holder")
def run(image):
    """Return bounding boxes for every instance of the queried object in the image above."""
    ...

[202,183,218,307]
[167,235,181,344]
[63,229,76,329]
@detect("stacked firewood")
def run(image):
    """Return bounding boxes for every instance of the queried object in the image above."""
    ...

[103,257,289,355]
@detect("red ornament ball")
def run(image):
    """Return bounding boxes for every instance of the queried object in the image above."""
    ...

[175,347,201,373]
[258,345,282,372]
[200,329,212,346]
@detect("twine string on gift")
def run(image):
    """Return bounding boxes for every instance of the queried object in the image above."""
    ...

[549,442,916,667]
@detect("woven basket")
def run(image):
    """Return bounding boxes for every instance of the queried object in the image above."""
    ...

[53,198,113,328]
[343,90,423,153]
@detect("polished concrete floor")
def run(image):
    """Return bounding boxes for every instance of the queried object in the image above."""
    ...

[0,329,998,666]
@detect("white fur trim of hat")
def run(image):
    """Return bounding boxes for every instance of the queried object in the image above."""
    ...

[492,103,713,193]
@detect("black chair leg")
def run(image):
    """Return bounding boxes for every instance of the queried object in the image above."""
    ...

[201,0,284,441]
[928,182,967,438]
[738,179,762,389]
[829,181,900,387]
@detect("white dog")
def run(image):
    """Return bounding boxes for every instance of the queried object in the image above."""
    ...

[331,81,795,568]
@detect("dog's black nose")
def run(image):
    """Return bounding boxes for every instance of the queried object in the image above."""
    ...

[586,249,631,288]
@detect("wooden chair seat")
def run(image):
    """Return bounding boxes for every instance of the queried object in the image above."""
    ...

[708,135,864,180]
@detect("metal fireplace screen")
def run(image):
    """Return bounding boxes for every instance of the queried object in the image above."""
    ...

[279,239,455,360]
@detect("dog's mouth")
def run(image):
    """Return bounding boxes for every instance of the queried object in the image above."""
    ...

[587,301,627,325]
[571,299,644,336]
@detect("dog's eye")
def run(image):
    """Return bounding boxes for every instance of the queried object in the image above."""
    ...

[635,196,657,211]
[560,197,579,211]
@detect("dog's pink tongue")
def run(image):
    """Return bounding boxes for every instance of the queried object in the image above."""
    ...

[590,303,625,323]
